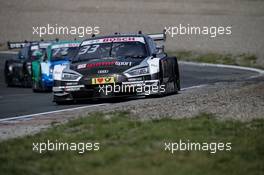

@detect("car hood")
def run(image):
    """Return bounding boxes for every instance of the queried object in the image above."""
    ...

[72,57,144,76]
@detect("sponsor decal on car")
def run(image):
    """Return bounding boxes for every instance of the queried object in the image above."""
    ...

[87,61,116,69]
[81,37,145,46]
[102,37,135,42]
[92,77,115,84]
[98,70,109,74]
[51,43,80,49]
[30,45,40,50]
[77,61,132,69]
[115,61,132,66]
[77,64,87,69]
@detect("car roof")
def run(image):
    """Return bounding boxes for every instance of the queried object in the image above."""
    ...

[48,40,81,48]
[51,40,81,45]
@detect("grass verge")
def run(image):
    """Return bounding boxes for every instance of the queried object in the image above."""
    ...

[0,112,263,175]
[168,50,263,69]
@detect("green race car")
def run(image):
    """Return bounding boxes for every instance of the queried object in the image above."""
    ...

[31,40,81,92]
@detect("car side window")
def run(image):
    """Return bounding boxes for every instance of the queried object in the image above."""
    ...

[18,47,28,59]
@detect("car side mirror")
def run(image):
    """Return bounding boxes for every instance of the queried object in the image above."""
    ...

[156,45,165,54]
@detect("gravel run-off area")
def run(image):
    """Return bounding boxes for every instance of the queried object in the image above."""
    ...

[0,75,263,141]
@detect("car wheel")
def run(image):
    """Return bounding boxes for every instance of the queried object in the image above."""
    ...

[32,79,40,92]
[157,61,170,97]
[5,76,13,87]
[173,60,179,94]
[4,62,13,87]
[55,101,73,105]
[174,57,181,91]
[172,77,178,94]
[161,58,179,95]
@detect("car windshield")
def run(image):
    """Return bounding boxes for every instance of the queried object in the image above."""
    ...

[75,41,147,62]
[29,43,52,61]
[30,48,46,61]
[51,47,79,61]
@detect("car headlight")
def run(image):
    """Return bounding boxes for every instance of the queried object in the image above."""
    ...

[127,67,149,76]
[8,65,13,72]
[62,72,81,81]
[49,67,54,74]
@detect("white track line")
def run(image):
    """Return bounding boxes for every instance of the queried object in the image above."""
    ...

[181,84,207,91]
[179,61,264,75]
[0,104,107,122]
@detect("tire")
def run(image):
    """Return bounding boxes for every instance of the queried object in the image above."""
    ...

[162,79,177,95]
[23,73,32,88]
[55,101,73,105]
[160,57,179,96]
[22,75,32,88]
[32,80,40,92]
[156,60,170,97]
[5,76,13,87]
[147,57,180,98]
[170,75,178,95]
[22,63,30,87]
[4,62,14,87]
[172,57,180,94]
[174,57,181,91]
[55,101,66,105]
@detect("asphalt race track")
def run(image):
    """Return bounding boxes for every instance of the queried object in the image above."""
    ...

[0,53,257,119]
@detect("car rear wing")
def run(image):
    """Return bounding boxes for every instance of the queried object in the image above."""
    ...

[148,30,166,42]
[7,39,59,49]
[147,30,166,53]
[7,41,36,49]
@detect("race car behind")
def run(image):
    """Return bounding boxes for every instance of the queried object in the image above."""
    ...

[31,40,80,92]
[53,32,180,104]
[4,41,54,87]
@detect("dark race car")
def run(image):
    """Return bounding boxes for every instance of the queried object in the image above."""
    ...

[52,32,180,104]
[4,41,53,87]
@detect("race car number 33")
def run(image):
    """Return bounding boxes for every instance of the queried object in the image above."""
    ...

[92,77,115,84]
